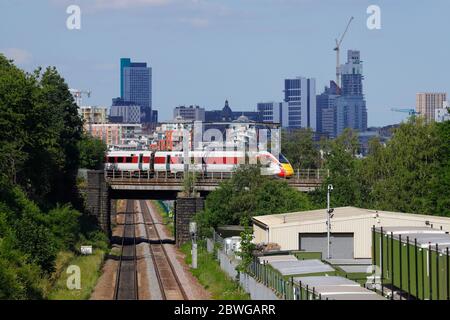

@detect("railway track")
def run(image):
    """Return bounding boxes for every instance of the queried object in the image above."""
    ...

[114,200,139,300]
[140,200,188,300]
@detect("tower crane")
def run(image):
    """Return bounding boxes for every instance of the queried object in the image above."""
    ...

[391,108,421,116]
[69,88,92,107]
[334,16,354,88]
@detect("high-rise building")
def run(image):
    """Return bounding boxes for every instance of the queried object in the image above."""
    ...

[257,102,286,125]
[416,93,447,122]
[173,105,205,122]
[341,50,364,96]
[79,106,108,125]
[435,101,449,123]
[283,77,316,130]
[120,58,152,123]
[316,81,340,137]
[335,96,368,137]
[334,50,367,136]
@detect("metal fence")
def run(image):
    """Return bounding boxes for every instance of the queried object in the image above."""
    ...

[248,257,324,300]
[209,230,325,300]
[104,168,328,184]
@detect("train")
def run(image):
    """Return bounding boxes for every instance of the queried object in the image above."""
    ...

[105,150,295,178]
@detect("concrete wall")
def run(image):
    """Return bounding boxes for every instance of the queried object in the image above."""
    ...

[86,170,111,236]
[175,196,204,246]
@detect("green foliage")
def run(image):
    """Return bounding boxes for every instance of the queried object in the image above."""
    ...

[236,226,255,273]
[281,128,321,169]
[0,54,108,299]
[196,165,312,235]
[78,134,107,170]
[313,119,450,217]
[183,171,197,197]
[180,242,250,300]
[311,129,362,208]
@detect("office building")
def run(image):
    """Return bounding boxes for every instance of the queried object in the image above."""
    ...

[79,106,108,125]
[416,93,447,122]
[335,96,368,137]
[257,102,284,125]
[120,58,152,123]
[316,81,340,137]
[88,123,142,146]
[173,105,205,122]
[110,105,141,124]
[335,50,368,136]
[435,101,450,122]
[283,77,316,130]
[341,50,364,96]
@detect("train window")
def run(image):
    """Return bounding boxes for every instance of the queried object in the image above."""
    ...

[279,153,289,164]
[126,157,132,163]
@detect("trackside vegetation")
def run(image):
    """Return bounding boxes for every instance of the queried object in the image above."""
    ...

[0,54,108,299]
[180,242,250,300]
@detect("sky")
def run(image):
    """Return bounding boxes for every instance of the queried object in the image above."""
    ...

[0,0,449,126]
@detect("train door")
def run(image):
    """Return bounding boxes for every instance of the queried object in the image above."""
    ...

[150,152,155,172]
[138,154,143,171]
[166,155,171,173]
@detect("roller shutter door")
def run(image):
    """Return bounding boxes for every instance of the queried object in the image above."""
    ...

[298,233,354,259]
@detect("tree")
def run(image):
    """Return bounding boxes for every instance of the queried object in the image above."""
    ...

[78,134,107,170]
[196,165,312,235]
[367,118,441,215]
[281,128,320,170]
[312,128,363,208]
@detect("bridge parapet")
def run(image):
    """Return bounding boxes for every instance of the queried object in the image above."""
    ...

[104,169,327,193]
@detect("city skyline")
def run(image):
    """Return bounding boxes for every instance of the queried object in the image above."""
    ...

[1,0,449,126]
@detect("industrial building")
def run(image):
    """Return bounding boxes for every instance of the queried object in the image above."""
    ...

[252,207,450,259]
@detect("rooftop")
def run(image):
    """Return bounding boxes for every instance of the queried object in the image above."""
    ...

[253,206,450,229]
[376,226,450,251]
[268,259,334,276]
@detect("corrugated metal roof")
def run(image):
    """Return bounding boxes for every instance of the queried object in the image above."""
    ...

[377,227,450,250]
[337,265,372,273]
[253,207,450,229]
[294,276,359,287]
[325,259,372,265]
[258,255,298,264]
[375,226,446,234]
[294,276,385,300]
[324,292,385,300]
[269,259,334,276]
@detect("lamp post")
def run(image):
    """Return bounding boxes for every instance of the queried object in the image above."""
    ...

[327,184,334,260]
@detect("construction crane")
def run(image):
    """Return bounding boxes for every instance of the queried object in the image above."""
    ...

[334,16,354,88]
[69,88,91,107]
[391,108,421,116]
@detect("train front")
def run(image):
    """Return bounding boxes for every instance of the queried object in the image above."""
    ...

[277,153,294,178]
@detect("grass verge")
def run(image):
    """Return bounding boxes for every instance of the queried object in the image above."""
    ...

[46,249,105,300]
[180,242,250,300]
[152,200,174,236]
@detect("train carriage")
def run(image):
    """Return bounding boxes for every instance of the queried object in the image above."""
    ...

[105,150,294,178]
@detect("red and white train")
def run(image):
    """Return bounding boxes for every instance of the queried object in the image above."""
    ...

[105,150,294,178]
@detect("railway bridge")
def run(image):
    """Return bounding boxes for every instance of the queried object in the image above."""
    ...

[85,169,327,245]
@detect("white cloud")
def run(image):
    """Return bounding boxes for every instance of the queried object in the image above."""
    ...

[92,0,171,10]
[180,17,209,28]
[1,48,32,65]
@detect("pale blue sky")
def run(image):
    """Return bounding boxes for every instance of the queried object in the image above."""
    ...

[1,0,449,126]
